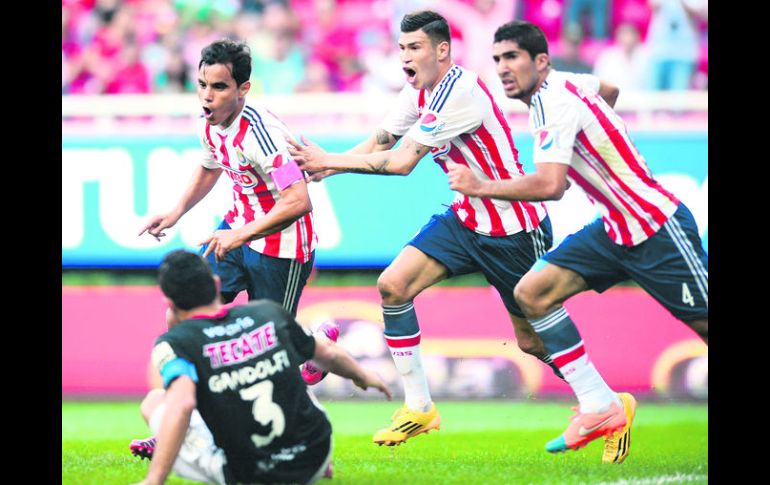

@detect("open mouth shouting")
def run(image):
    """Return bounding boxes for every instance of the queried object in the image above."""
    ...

[403,66,417,85]
[202,106,213,120]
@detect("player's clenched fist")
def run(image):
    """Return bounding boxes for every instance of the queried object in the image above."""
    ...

[446,163,484,197]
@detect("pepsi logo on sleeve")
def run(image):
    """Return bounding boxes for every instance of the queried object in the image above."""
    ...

[538,130,555,150]
[419,111,446,136]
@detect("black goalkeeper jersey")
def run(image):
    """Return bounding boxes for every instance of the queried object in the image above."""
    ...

[151,299,332,483]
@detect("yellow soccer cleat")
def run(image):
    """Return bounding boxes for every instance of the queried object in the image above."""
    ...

[602,392,637,464]
[372,403,441,446]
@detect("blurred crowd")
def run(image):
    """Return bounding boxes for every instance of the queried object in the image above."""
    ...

[62,0,708,96]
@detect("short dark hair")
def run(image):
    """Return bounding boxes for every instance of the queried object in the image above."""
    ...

[199,39,252,86]
[494,21,549,60]
[158,250,217,311]
[401,10,451,46]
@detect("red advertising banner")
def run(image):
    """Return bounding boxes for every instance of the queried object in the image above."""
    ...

[62,286,707,399]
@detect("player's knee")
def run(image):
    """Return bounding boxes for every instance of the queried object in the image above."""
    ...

[514,273,559,318]
[377,273,409,305]
[514,280,541,317]
[140,388,166,423]
[515,285,556,318]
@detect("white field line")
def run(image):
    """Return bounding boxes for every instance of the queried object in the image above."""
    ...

[584,474,708,485]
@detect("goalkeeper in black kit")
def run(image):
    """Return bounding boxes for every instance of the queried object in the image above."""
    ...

[130,250,391,485]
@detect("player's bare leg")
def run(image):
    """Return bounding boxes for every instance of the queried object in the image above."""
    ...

[378,245,450,307]
[514,262,587,318]
[509,313,564,379]
[515,263,633,459]
[139,389,166,423]
[130,389,166,460]
[373,245,448,446]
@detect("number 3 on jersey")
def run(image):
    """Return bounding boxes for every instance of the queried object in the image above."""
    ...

[240,380,286,447]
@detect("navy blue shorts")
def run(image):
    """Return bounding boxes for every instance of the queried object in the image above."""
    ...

[542,203,708,321]
[408,209,553,317]
[201,220,314,316]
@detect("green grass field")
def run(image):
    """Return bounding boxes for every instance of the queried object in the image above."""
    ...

[62,400,707,484]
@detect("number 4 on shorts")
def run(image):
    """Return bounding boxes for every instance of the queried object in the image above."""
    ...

[682,283,695,307]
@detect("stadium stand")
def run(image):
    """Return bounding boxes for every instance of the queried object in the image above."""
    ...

[62,0,708,95]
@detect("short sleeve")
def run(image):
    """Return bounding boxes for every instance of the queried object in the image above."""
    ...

[151,338,199,389]
[532,97,580,166]
[406,86,481,148]
[571,73,601,94]
[379,85,420,138]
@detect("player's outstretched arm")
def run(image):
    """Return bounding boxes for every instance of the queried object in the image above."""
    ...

[447,161,570,201]
[312,336,393,399]
[287,135,429,177]
[132,376,197,485]
[347,128,402,154]
[139,165,223,241]
[296,129,403,182]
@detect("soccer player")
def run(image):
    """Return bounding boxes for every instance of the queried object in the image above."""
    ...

[446,20,708,463]
[139,39,316,317]
[135,38,324,458]
[129,250,391,485]
[287,11,556,447]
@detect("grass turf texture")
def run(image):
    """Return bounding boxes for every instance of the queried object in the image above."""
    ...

[62,400,707,484]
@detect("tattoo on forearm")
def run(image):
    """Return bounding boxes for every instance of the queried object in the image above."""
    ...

[349,137,428,175]
[347,157,391,174]
[368,158,390,173]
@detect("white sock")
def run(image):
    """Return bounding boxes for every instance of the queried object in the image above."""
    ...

[388,343,432,412]
[562,356,620,413]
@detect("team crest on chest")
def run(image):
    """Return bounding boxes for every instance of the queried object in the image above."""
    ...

[235,148,248,167]
[222,148,257,188]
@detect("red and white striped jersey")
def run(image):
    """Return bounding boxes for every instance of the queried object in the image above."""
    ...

[530,70,679,246]
[380,64,547,237]
[197,103,316,263]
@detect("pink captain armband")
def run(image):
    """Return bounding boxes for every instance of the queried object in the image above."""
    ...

[270,160,304,191]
